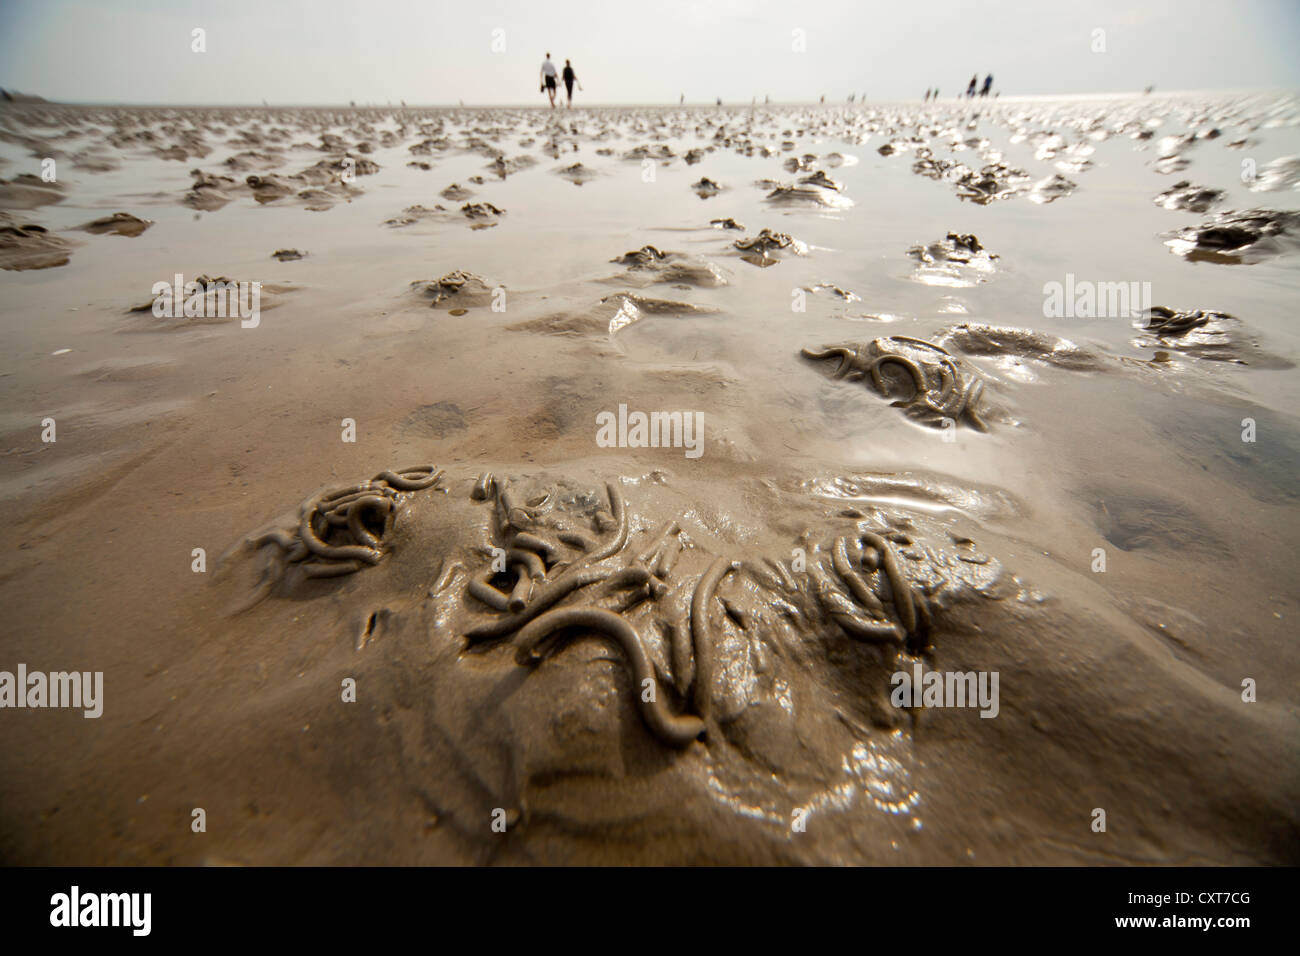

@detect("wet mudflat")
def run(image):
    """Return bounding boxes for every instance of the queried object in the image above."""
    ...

[0,94,1297,864]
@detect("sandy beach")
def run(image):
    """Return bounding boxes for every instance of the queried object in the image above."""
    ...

[0,92,1297,865]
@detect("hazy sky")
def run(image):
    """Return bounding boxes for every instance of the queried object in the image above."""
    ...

[2,0,1298,105]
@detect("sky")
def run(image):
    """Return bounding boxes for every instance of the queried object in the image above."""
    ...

[1,0,1298,105]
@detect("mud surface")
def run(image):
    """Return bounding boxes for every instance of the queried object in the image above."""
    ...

[0,94,1297,865]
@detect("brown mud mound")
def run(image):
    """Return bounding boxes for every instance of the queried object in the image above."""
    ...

[798,170,843,191]
[462,202,505,228]
[1152,180,1224,213]
[241,465,443,592]
[1028,173,1077,204]
[384,203,445,227]
[0,174,66,209]
[487,155,537,179]
[227,466,1011,794]
[246,173,295,204]
[202,463,1298,863]
[691,177,723,197]
[906,233,999,287]
[410,270,497,308]
[79,212,152,237]
[1133,306,1292,368]
[733,228,808,267]
[184,169,239,210]
[935,324,1109,372]
[1247,155,1300,193]
[1165,208,1300,264]
[554,162,598,185]
[802,336,990,431]
[955,162,1032,205]
[764,182,849,209]
[608,245,728,288]
[0,222,73,270]
[123,275,295,330]
[508,292,718,338]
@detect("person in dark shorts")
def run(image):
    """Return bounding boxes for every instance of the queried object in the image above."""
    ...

[562,59,582,107]
[540,53,558,108]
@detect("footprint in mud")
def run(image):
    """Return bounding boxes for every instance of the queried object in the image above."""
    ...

[1090,488,1212,555]
[401,402,468,439]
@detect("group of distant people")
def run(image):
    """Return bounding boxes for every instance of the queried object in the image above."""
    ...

[539,53,582,108]
[924,75,993,101]
[537,59,998,108]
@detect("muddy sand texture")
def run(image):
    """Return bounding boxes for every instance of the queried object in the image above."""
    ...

[0,94,1297,865]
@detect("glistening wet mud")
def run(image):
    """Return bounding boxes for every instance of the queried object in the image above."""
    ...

[0,94,1296,864]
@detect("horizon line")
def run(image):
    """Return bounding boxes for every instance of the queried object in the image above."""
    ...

[3,87,1296,110]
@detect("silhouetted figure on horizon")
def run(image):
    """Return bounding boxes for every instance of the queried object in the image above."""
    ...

[980,74,993,97]
[966,74,977,98]
[562,59,582,107]
[540,53,558,108]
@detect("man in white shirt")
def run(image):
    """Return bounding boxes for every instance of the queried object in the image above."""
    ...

[540,53,558,109]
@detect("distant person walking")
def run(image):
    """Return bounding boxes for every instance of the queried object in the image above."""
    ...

[980,74,993,97]
[966,74,977,98]
[562,59,582,106]
[540,53,558,108]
